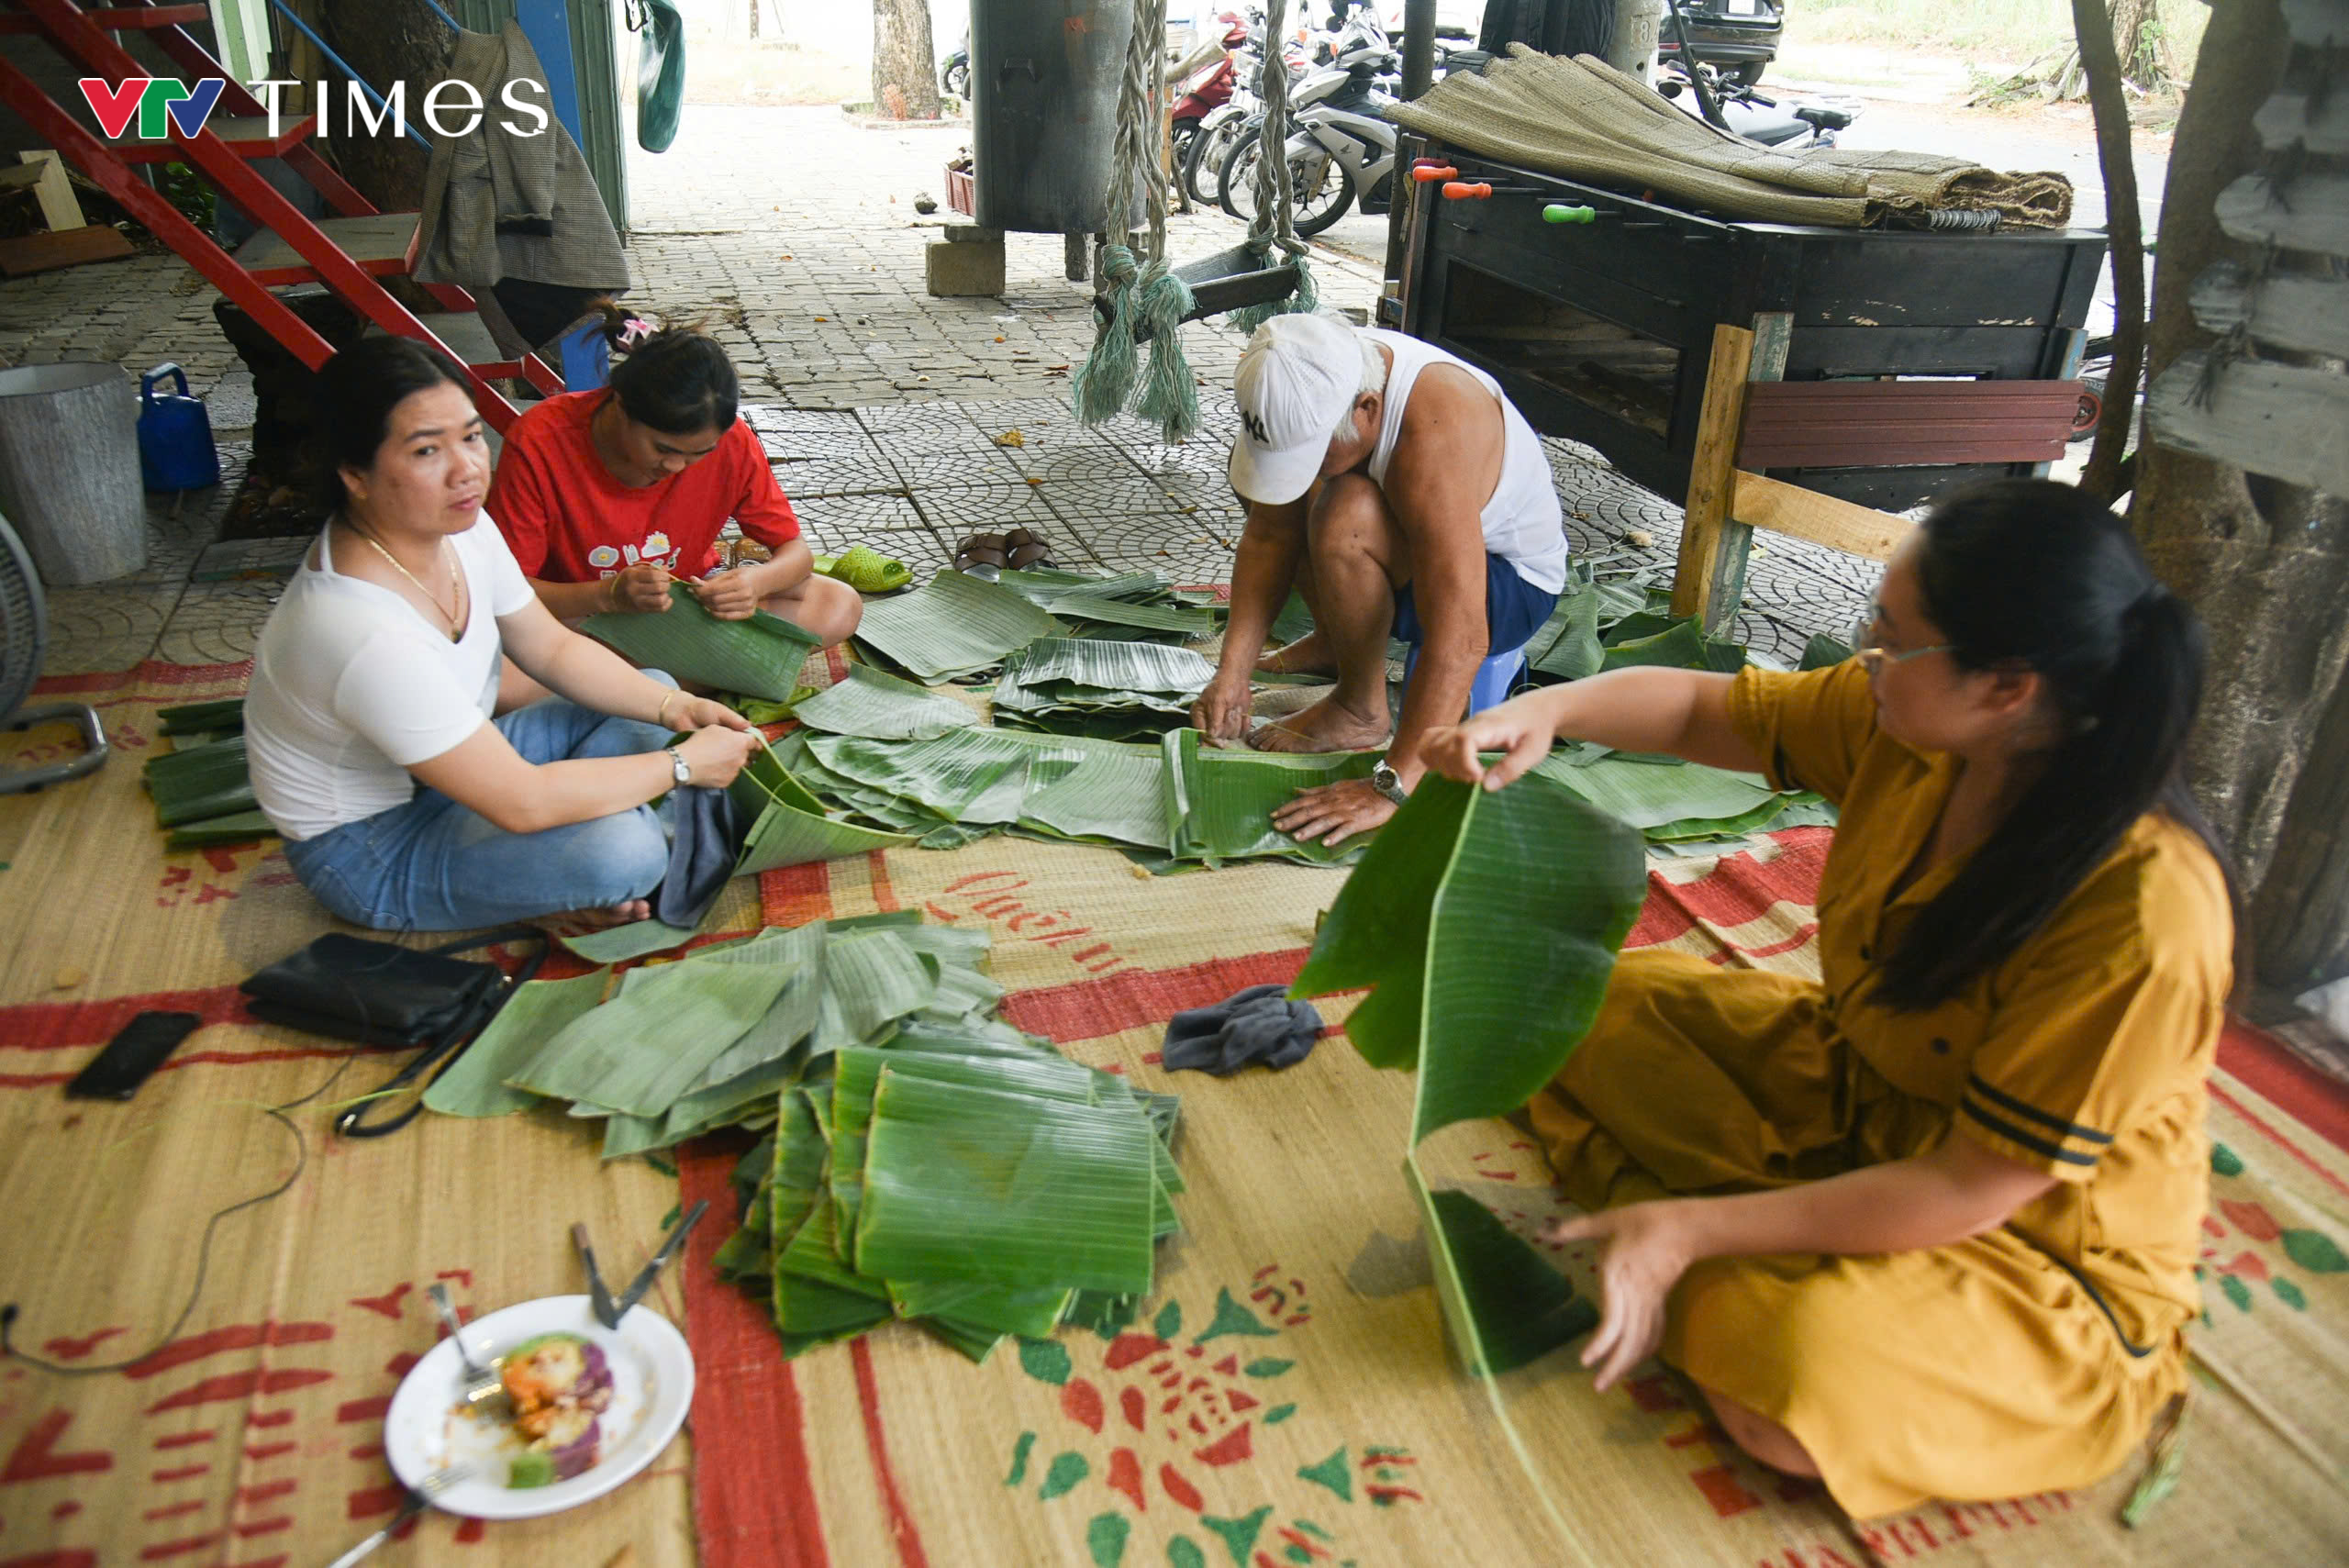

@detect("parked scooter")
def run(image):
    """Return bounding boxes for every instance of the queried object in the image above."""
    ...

[1171,17,1252,180]
[941,28,969,101]
[1657,57,1854,149]
[1218,35,1399,237]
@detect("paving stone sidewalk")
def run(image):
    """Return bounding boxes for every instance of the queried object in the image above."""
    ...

[2,104,1876,677]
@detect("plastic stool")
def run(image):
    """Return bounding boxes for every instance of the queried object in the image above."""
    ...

[552,317,613,391]
[1401,639,1531,717]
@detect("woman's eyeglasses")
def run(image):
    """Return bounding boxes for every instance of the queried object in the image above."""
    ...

[1853,597,1951,676]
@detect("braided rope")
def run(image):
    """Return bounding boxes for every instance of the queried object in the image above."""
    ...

[1228,0,1314,334]
[1074,0,1169,424]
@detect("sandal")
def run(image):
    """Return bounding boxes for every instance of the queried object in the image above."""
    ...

[953,528,1059,575]
[812,545,911,594]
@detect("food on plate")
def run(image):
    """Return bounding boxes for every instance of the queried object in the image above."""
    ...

[497,1332,613,1488]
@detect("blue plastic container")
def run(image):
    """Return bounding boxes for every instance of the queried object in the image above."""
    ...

[136,363,220,492]
[1401,639,1531,717]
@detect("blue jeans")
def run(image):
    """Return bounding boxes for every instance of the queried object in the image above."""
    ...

[283,682,675,933]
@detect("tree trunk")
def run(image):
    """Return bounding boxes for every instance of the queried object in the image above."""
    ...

[317,0,445,215]
[2133,0,2349,982]
[748,0,760,42]
[2069,0,2144,502]
[873,0,942,121]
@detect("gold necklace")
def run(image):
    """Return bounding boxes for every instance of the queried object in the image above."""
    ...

[349,524,464,640]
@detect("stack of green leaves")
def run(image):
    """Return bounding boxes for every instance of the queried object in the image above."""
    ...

[143,732,274,849]
[1529,751,1834,848]
[580,584,824,702]
[995,566,1225,644]
[423,913,1044,1157]
[990,638,1218,740]
[852,569,1065,683]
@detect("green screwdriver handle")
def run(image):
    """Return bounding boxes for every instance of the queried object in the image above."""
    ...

[1542,205,1598,225]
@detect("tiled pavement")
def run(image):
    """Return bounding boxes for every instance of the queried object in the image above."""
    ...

[3,105,1876,678]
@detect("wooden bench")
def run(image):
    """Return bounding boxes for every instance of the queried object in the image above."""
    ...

[1670,317,2087,632]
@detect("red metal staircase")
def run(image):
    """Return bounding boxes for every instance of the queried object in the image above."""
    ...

[0,0,558,431]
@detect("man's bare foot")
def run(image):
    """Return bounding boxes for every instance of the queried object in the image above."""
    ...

[1250,694,1392,754]
[1255,632,1340,678]
[538,899,653,937]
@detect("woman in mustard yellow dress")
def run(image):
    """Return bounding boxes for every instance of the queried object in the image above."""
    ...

[1418,480,2233,1518]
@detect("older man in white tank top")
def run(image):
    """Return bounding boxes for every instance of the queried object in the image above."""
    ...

[1194,313,1568,846]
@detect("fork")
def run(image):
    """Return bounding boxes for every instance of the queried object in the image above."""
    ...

[425,1281,503,1408]
[326,1462,473,1567]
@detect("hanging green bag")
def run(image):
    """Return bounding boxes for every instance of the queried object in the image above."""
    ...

[633,0,686,154]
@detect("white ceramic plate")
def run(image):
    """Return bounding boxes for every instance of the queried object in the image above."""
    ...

[383,1294,694,1520]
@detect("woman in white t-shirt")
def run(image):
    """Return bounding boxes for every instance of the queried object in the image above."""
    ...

[245,339,760,931]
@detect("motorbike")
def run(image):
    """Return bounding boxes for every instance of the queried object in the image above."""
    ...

[1218,39,1399,238]
[1656,57,1854,149]
[941,28,969,101]
[1171,17,1252,182]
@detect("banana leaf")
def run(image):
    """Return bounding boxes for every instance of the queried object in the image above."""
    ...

[995,638,1215,711]
[1291,771,1646,1143]
[579,583,822,701]
[792,664,981,741]
[507,958,796,1116]
[1530,752,1787,834]
[889,1278,1073,1340]
[1600,609,1678,648]
[1270,589,1315,646]
[143,735,255,827]
[1163,727,1377,867]
[852,569,1064,683]
[1799,633,1855,671]
[821,930,940,1042]
[691,924,829,1089]
[424,967,613,1118]
[1526,580,1604,682]
[560,919,703,962]
[856,1072,1158,1296]
[165,809,277,850]
[1600,617,1747,674]
[807,728,1061,826]
[1413,1167,1598,1376]
[829,1044,1102,1259]
[1018,746,1169,849]
[1043,594,1219,639]
[156,697,246,736]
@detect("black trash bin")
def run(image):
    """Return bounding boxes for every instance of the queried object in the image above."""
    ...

[970,0,1140,237]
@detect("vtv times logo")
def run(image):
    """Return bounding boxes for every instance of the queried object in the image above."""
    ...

[76,76,551,140]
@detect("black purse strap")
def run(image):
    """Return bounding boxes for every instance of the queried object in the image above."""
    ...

[335,925,551,1140]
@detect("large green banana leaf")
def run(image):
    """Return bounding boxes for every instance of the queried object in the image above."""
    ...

[852,569,1063,683]
[792,664,981,740]
[1799,634,1855,671]
[1291,771,1647,1142]
[1017,746,1169,848]
[580,583,822,700]
[856,1072,1158,1296]
[1530,752,1781,833]
[506,958,795,1116]
[1527,578,1604,681]
[425,968,612,1117]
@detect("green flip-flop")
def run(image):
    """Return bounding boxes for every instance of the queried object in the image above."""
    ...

[812,545,912,594]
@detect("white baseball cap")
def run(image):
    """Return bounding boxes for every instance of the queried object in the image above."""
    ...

[1228,313,1363,506]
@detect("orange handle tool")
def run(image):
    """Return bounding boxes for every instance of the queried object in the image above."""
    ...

[1442,181,1494,199]
[1410,163,1459,182]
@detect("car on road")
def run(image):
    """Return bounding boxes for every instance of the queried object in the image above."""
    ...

[1657,0,1786,86]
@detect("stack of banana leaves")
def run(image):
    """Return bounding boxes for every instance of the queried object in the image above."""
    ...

[144,699,276,850]
[990,638,1217,740]
[992,566,1225,645]
[580,584,823,703]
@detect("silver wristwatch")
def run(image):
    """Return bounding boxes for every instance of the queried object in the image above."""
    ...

[666,745,693,786]
[1369,757,1408,805]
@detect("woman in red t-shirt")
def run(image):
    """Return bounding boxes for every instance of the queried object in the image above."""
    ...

[485,322,861,643]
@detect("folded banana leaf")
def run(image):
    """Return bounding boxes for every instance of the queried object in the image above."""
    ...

[888,1278,1072,1341]
[1600,617,1747,674]
[156,697,246,736]
[1526,578,1604,681]
[425,968,613,1118]
[792,664,982,741]
[857,1072,1158,1296]
[164,808,277,850]
[144,735,255,827]
[1413,1167,1598,1377]
[852,569,1063,683]
[580,583,823,701]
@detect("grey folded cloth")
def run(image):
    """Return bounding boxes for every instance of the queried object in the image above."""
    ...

[652,784,743,931]
[1161,984,1323,1075]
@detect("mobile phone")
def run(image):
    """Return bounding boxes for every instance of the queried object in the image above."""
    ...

[65,1011,202,1101]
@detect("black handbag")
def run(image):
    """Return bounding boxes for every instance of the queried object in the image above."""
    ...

[239,925,550,1138]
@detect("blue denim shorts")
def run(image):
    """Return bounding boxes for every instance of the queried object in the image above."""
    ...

[1393,552,1560,655]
